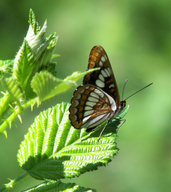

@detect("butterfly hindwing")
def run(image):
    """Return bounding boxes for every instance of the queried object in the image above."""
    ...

[69,84,117,130]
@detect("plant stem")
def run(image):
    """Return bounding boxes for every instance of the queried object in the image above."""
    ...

[0,172,28,192]
[0,98,37,134]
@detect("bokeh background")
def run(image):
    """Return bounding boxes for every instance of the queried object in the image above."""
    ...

[0,1,171,192]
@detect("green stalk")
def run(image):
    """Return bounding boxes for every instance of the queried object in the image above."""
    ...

[0,172,28,191]
[0,98,37,134]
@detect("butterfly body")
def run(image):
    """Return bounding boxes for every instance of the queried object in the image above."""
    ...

[69,45,126,133]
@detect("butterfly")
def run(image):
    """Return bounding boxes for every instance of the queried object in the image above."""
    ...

[69,45,126,137]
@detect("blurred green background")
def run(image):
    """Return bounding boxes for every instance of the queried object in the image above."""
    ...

[0,0,171,191]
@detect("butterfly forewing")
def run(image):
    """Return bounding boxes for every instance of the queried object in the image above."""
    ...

[83,45,121,107]
[69,84,117,130]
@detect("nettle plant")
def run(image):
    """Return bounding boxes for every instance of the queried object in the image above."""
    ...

[0,10,128,192]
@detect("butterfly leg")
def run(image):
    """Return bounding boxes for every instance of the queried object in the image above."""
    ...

[115,118,126,132]
[98,119,126,141]
[98,121,109,141]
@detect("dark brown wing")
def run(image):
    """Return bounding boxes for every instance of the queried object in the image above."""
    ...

[83,45,121,107]
[69,84,117,130]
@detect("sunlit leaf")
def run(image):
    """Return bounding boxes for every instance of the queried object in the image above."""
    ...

[23,180,95,192]
[17,102,127,180]
[31,71,64,102]
[13,40,36,98]
[13,9,58,99]
[31,68,99,103]
[28,9,40,34]
[0,78,23,102]
[0,60,13,76]
[0,79,23,133]
[64,68,99,82]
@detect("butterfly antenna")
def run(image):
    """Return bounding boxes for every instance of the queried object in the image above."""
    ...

[124,82,153,101]
[122,79,128,101]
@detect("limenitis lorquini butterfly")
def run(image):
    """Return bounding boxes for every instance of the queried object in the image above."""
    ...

[69,45,126,135]
[69,45,152,137]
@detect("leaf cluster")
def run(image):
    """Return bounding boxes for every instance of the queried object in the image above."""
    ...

[0,9,95,136]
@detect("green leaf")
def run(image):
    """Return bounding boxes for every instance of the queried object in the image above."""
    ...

[0,78,23,126]
[17,102,124,180]
[0,59,13,76]
[23,180,95,192]
[31,71,66,102]
[13,9,58,99]
[64,68,99,82]
[13,40,36,98]
[0,78,23,102]
[31,68,99,103]
[28,9,40,34]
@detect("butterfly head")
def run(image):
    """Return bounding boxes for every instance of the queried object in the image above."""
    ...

[121,100,126,109]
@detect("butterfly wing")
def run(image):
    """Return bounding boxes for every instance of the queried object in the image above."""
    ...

[69,84,117,130]
[83,45,121,107]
